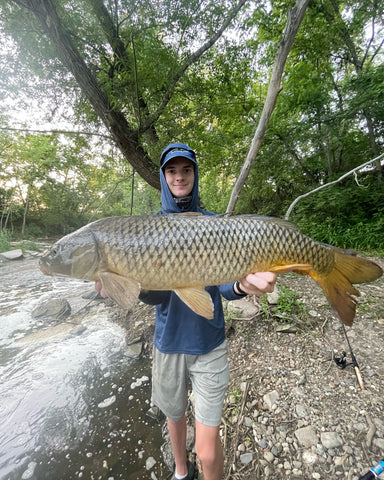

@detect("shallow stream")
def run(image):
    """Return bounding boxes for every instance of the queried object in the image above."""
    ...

[0,254,164,480]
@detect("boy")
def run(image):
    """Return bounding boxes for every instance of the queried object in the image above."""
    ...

[139,143,276,480]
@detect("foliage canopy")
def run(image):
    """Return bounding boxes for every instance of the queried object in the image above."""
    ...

[0,0,383,250]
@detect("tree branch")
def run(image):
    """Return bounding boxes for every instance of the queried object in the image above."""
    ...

[274,132,318,182]
[0,126,113,140]
[368,37,384,65]
[140,0,248,132]
[284,153,384,220]
[329,0,362,70]
[88,0,158,144]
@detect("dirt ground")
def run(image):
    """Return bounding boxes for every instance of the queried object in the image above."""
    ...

[223,256,384,480]
[121,256,384,480]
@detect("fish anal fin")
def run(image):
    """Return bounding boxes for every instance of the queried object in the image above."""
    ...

[268,263,312,274]
[99,272,140,310]
[174,287,214,319]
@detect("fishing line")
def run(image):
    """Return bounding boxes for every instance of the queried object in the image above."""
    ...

[74,292,103,315]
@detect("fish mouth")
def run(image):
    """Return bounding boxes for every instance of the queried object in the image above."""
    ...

[39,262,52,276]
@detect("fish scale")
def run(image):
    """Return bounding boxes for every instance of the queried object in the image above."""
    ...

[100,216,330,280]
[39,213,382,325]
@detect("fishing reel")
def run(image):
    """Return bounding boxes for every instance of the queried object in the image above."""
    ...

[333,351,353,369]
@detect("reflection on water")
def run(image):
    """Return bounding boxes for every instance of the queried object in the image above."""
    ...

[0,256,164,480]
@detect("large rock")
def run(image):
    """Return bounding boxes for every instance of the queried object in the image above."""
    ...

[263,390,279,410]
[0,249,23,260]
[294,425,318,448]
[240,452,254,465]
[227,298,260,318]
[126,336,143,358]
[266,287,280,305]
[320,431,343,449]
[32,298,71,322]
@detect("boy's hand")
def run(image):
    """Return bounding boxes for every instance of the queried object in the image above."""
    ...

[236,272,276,296]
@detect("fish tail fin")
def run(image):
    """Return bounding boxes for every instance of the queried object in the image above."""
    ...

[310,249,382,326]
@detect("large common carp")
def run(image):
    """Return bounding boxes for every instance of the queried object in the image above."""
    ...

[39,214,382,325]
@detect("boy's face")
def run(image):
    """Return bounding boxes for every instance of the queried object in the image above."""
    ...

[163,157,195,198]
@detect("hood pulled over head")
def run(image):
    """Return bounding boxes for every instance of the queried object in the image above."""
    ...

[159,142,200,213]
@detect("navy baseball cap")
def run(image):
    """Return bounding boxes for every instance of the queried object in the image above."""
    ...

[160,143,197,168]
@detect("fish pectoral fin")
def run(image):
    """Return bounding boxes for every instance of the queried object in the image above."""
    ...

[99,272,140,310]
[268,263,312,274]
[174,287,214,319]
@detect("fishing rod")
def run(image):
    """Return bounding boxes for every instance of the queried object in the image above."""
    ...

[359,458,384,479]
[334,323,365,390]
[337,328,383,480]
[334,326,381,480]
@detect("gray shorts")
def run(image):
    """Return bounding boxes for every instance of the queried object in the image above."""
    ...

[151,341,230,427]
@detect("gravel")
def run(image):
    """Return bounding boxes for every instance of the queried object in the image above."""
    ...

[117,257,384,480]
[223,257,384,480]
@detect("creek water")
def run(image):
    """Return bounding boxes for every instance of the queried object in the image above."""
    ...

[0,254,164,480]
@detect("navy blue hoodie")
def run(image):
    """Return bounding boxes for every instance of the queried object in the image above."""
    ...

[140,143,245,355]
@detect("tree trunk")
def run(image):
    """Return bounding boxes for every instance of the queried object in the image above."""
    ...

[21,191,29,237]
[4,205,12,231]
[226,0,310,214]
[12,0,161,189]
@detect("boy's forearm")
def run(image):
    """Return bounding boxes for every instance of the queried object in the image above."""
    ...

[220,282,247,300]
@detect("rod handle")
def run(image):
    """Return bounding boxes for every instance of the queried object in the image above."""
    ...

[359,472,375,480]
[359,460,384,480]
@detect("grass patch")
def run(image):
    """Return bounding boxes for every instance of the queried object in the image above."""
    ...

[0,232,43,254]
[13,240,41,252]
[0,231,11,253]
[260,285,308,324]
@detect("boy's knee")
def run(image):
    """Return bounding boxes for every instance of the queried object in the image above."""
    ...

[195,437,220,468]
[196,445,215,469]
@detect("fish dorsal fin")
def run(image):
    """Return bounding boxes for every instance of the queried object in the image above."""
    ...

[174,287,214,319]
[253,215,301,231]
[174,212,204,216]
[99,272,140,310]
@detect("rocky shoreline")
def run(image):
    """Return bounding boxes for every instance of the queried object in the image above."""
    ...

[4,249,383,479]
[223,261,384,480]
[119,258,384,480]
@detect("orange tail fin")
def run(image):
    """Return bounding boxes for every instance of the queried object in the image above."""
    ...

[310,249,382,326]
